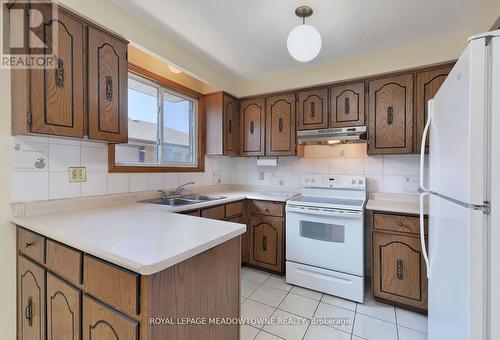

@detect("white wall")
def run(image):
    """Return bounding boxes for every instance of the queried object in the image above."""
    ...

[0,69,16,339]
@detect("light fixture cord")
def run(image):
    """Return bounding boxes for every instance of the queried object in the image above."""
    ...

[302,17,305,24]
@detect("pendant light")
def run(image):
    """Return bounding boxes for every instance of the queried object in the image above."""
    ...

[287,6,322,62]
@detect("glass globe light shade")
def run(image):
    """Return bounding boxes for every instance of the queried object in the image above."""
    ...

[168,65,181,74]
[287,24,322,62]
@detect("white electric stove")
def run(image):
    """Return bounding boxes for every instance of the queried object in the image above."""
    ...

[286,175,367,303]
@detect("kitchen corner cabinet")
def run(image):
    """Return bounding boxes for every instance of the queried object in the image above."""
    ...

[10,3,128,143]
[265,93,296,156]
[368,74,414,154]
[370,211,428,313]
[297,88,329,130]
[240,98,266,156]
[415,65,453,153]
[330,82,365,128]
[205,92,240,156]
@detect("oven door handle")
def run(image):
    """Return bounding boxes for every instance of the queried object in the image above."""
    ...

[286,206,363,217]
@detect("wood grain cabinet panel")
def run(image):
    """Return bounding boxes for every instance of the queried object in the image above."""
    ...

[265,93,296,156]
[415,65,453,153]
[223,94,240,155]
[250,201,284,218]
[240,98,266,156]
[18,256,46,340]
[373,213,428,236]
[368,74,414,154]
[47,273,81,340]
[249,215,284,272]
[82,295,138,340]
[201,205,225,220]
[18,228,45,265]
[87,27,128,143]
[46,240,82,285]
[372,232,428,312]
[330,82,365,128]
[225,201,243,218]
[297,88,328,130]
[28,5,85,138]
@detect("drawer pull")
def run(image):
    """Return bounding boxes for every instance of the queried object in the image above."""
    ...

[396,259,404,280]
[25,242,34,248]
[387,106,394,125]
[311,102,315,118]
[25,297,33,327]
[398,222,404,227]
[250,121,255,134]
[278,118,283,132]
[105,76,113,101]
[345,97,350,114]
[262,236,267,251]
[228,119,232,133]
[55,58,64,88]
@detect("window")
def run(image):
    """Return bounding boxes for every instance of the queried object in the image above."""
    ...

[109,66,204,173]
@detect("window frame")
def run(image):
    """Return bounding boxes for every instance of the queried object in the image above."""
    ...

[108,63,205,173]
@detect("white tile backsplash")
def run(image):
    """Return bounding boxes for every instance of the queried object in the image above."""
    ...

[11,136,425,202]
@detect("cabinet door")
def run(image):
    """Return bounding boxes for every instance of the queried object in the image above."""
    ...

[30,6,85,137]
[415,65,453,153]
[47,273,81,340]
[297,88,328,130]
[87,27,128,143]
[249,215,284,272]
[368,74,414,154]
[82,295,138,340]
[330,82,365,128]
[223,94,239,155]
[265,93,296,156]
[18,256,46,340]
[240,98,265,156]
[372,232,428,311]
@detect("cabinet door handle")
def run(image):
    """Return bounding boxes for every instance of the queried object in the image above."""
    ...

[228,119,232,134]
[387,106,394,125]
[25,297,33,327]
[262,236,267,251]
[25,242,34,248]
[250,121,254,134]
[311,102,315,118]
[105,76,113,101]
[396,259,404,280]
[278,118,283,132]
[345,97,350,115]
[55,58,64,88]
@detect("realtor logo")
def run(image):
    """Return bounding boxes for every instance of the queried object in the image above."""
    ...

[1,0,59,69]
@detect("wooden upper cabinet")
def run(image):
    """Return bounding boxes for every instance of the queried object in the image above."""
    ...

[15,5,85,138]
[18,256,46,340]
[415,65,453,153]
[368,74,414,154]
[87,27,128,143]
[205,92,240,156]
[240,98,266,156]
[330,82,365,128]
[297,88,328,130]
[223,94,239,155]
[47,273,81,340]
[265,93,296,156]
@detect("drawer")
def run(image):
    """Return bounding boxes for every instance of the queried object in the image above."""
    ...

[201,205,225,220]
[225,201,243,218]
[82,294,138,340]
[83,255,140,315]
[183,209,201,217]
[373,213,428,235]
[46,239,82,285]
[250,201,284,217]
[17,227,45,264]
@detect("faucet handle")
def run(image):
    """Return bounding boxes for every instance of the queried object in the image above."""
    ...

[158,190,167,199]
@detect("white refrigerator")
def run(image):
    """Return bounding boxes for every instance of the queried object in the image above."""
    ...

[419,30,499,340]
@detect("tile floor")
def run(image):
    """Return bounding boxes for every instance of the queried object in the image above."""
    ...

[240,266,428,340]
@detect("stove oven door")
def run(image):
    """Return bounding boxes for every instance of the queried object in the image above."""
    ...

[286,205,364,276]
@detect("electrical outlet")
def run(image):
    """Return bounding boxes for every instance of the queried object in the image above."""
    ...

[258,170,265,181]
[68,167,87,183]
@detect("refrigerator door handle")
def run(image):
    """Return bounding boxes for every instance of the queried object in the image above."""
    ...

[419,192,431,278]
[419,100,433,191]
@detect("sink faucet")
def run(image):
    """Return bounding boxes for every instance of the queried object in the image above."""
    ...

[168,181,195,197]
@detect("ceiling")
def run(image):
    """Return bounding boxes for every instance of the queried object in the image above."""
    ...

[112,0,485,81]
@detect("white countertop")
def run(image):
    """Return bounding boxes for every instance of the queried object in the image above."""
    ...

[366,193,428,215]
[10,189,299,275]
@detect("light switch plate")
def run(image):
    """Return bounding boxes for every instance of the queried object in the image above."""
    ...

[68,167,87,183]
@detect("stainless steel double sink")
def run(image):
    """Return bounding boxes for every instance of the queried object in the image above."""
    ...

[144,194,226,207]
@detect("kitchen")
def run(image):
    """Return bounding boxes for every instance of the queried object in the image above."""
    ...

[0,1,499,340]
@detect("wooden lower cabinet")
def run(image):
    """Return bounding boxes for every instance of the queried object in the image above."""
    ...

[47,273,81,340]
[372,229,428,313]
[248,215,284,273]
[82,295,138,340]
[18,256,46,340]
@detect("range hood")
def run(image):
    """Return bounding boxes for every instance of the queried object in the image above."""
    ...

[297,126,367,145]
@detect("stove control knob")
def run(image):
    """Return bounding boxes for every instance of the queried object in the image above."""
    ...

[311,178,316,183]
[351,179,356,184]
[305,178,310,182]
[358,179,363,184]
